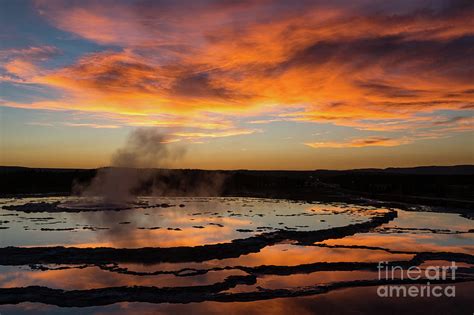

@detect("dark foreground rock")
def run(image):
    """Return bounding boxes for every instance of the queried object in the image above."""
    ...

[1,274,472,307]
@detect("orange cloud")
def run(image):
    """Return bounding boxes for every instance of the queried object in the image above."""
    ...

[305,137,412,149]
[1,1,473,147]
[173,128,260,139]
[1,45,59,81]
[3,59,39,78]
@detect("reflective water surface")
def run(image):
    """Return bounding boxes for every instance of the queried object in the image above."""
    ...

[0,196,472,313]
[0,197,382,247]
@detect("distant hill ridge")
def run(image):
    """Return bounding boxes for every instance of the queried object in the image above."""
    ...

[314,165,474,175]
[1,165,474,175]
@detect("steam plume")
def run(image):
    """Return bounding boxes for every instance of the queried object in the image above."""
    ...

[75,128,184,204]
[73,127,229,208]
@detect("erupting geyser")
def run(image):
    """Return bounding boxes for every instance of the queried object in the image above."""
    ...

[68,128,186,209]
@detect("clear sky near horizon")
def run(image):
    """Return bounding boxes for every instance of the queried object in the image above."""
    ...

[0,0,473,170]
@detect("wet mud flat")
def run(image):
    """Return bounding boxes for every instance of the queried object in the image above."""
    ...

[0,197,473,311]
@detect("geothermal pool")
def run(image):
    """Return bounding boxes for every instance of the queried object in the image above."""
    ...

[0,197,387,247]
[0,197,473,314]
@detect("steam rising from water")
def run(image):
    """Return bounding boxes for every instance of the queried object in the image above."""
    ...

[70,128,227,243]
[73,128,227,208]
[111,129,184,168]
[75,128,185,204]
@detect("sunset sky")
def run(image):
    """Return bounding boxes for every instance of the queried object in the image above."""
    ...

[0,0,473,170]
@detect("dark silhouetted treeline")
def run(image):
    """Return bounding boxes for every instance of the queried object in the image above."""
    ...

[1,165,473,208]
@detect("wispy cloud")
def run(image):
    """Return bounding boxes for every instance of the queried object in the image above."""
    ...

[173,128,260,140]
[62,123,121,129]
[26,122,54,127]
[305,137,412,149]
